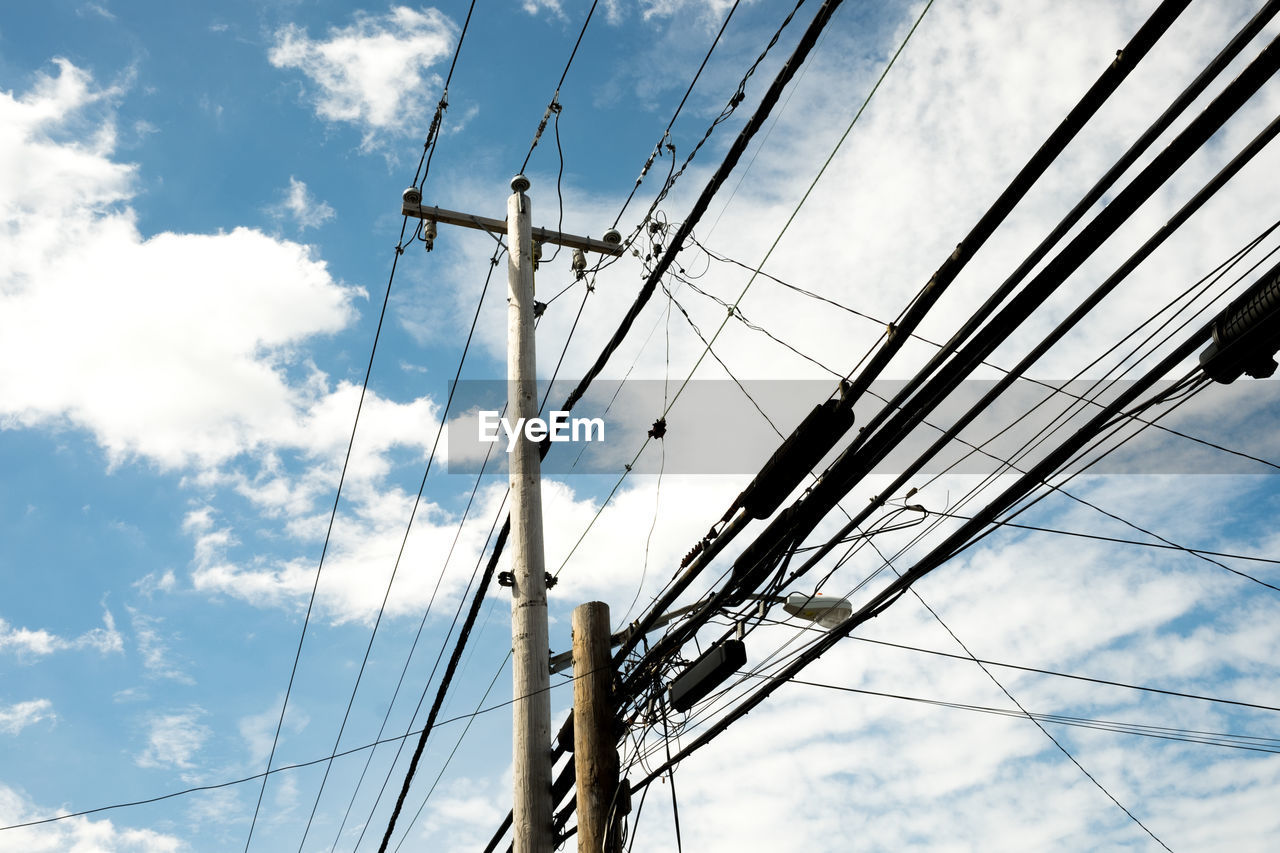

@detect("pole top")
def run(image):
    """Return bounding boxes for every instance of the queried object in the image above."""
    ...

[510,173,531,193]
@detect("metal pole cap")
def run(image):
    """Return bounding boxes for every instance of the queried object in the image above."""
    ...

[510,174,531,193]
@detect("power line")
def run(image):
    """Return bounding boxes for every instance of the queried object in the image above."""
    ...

[690,230,1280,474]
[878,535,1174,852]
[410,0,478,190]
[371,257,606,851]
[921,507,1280,567]
[549,0,932,637]
[520,0,601,173]
[612,0,745,227]
[753,675,1280,755]
[391,651,512,852]
[330,246,549,850]
[243,205,416,853]
[606,0,1198,694]
[296,249,501,852]
[0,670,583,836]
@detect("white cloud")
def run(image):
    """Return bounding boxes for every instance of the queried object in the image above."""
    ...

[521,0,567,20]
[0,60,461,624]
[0,608,123,660]
[268,7,456,148]
[273,177,336,231]
[136,707,211,770]
[0,60,376,472]
[0,699,55,735]
[0,783,183,852]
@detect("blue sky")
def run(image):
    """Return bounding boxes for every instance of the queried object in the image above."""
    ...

[2,1,1280,851]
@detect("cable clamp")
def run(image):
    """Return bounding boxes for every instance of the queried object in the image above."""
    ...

[544,572,558,589]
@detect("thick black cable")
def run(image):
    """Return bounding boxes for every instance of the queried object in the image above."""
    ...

[391,652,511,851]
[767,57,1280,609]
[831,0,1275,453]
[839,0,1201,416]
[660,700,684,852]
[609,0,1195,677]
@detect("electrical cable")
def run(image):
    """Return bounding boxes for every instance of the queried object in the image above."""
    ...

[0,664,593,836]
[612,0,744,227]
[411,0,478,191]
[295,246,501,853]
[692,231,1280,472]
[820,0,1273,462]
[242,200,420,853]
[771,81,1280,607]
[372,240,605,850]
[871,532,1174,852]
[739,621,1280,713]
[391,651,512,851]
[520,0,600,173]
[614,233,1280,829]
[609,0,1192,682]
[549,0,929,647]
[660,700,684,852]
[351,486,510,853]
[327,437,504,852]
[747,675,1280,754]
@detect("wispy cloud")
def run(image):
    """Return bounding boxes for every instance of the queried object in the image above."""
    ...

[272,176,336,231]
[0,699,55,735]
[136,707,211,770]
[129,608,195,684]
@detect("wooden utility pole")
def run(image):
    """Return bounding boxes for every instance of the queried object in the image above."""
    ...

[572,602,620,852]
[400,179,621,853]
[507,174,553,852]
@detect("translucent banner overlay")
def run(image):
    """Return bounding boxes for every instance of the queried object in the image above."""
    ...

[443,379,1280,476]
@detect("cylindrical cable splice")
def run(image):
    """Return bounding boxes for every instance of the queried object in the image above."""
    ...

[1200,258,1280,383]
[733,396,856,520]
